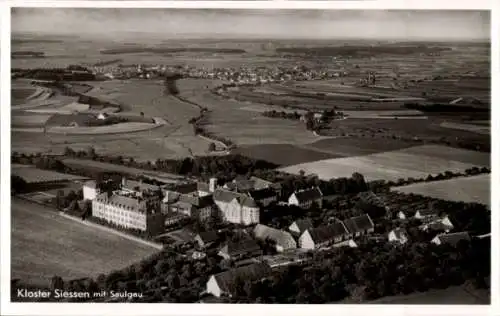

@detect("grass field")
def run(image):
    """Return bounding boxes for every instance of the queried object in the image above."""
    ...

[11,199,159,285]
[440,121,490,135]
[279,145,489,182]
[392,174,490,208]
[12,166,89,183]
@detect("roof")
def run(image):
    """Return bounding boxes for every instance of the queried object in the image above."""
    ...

[342,214,374,234]
[253,224,296,247]
[212,263,272,295]
[291,187,323,203]
[84,180,97,188]
[249,188,277,201]
[307,222,349,243]
[197,182,210,192]
[390,228,408,240]
[179,194,214,208]
[196,231,219,244]
[173,182,198,194]
[435,232,471,246]
[220,238,262,257]
[122,179,160,193]
[213,189,258,208]
[249,176,281,190]
[290,218,313,233]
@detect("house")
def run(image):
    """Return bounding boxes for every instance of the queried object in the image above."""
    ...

[218,238,263,260]
[388,228,409,245]
[253,224,297,252]
[342,214,375,238]
[213,189,260,225]
[298,222,349,250]
[194,231,219,249]
[249,176,282,192]
[206,263,272,298]
[431,232,471,247]
[177,194,215,220]
[97,112,109,120]
[414,209,438,220]
[248,188,278,207]
[289,218,314,236]
[419,216,454,233]
[288,187,323,209]
[83,180,100,201]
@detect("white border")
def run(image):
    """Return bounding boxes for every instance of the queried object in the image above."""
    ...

[1,1,497,316]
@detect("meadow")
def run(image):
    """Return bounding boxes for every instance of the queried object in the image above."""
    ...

[12,165,89,183]
[279,145,489,182]
[392,174,490,208]
[11,199,159,286]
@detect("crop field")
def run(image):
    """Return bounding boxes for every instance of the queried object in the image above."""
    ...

[233,144,337,166]
[47,122,161,135]
[12,166,89,184]
[11,199,159,285]
[11,113,52,127]
[392,174,490,208]
[305,137,416,157]
[440,121,490,135]
[279,145,489,182]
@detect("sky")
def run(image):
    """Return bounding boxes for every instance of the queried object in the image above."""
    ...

[12,9,491,41]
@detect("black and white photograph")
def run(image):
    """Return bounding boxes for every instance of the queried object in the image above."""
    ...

[1,1,496,314]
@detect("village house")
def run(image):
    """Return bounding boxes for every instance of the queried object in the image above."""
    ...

[388,228,409,245]
[288,187,323,209]
[431,232,471,247]
[253,224,297,252]
[213,189,260,225]
[342,214,375,238]
[288,218,314,237]
[194,231,219,249]
[414,209,439,220]
[206,263,272,298]
[419,216,454,233]
[298,221,349,250]
[218,238,263,261]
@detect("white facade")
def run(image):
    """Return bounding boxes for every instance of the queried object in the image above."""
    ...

[431,236,442,245]
[397,211,407,220]
[92,199,147,231]
[288,193,322,209]
[83,183,99,201]
[388,230,408,245]
[298,231,315,250]
[206,276,223,297]
[215,199,259,226]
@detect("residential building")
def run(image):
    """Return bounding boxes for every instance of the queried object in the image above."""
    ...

[288,187,323,209]
[342,214,375,238]
[299,222,349,250]
[194,231,219,249]
[83,180,100,201]
[414,209,439,220]
[419,216,454,233]
[248,188,278,207]
[206,263,272,298]
[213,189,260,225]
[431,232,471,247]
[218,238,263,260]
[388,228,409,245]
[253,224,297,252]
[92,193,165,235]
[289,218,314,237]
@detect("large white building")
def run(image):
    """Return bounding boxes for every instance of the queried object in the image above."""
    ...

[92,193,164,235]
[213,189,259,225]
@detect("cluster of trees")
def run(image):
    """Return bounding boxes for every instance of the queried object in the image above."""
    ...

[13,67,96,81]
[262,110,301,120]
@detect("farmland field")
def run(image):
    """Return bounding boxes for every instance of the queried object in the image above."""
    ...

[12,165,90,183]
[392,174,490,208]
[279,145,489,182]
[11,199,159,285]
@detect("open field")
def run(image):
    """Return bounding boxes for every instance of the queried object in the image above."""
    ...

[12,165,89,184]
[440,121,490,135]
[367,285,489,305]
[46,121,162,135]
[11,199,159,285]
[392,174,490,208]
[279,145,489,182]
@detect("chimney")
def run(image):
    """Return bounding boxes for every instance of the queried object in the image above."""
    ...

[209,178,217,193]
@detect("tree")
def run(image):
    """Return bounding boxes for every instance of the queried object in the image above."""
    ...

[208,142,216,152]
[140,112,144,117]
[50,275,65,291]
[11,175,27,194]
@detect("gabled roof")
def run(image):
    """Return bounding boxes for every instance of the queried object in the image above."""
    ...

[434,232,471,246]
[212,263,272,295]
[213,189,258,208]
[249,188,277,201]
[196,231,219,244]
[179,194,214,208]
[290,218,313,233]
[291,187,323,203]
[253,224,296,247]
[220,238,262,257]
[307,222,348,244]
[173,182,198,194]
[343,214,374,234]
[249,176,281,190]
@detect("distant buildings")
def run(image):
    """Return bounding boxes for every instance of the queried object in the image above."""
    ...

[288,187,323,209]
[206,263,272,298]
[253,224,297,252]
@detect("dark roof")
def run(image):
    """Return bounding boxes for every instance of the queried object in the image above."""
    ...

[292,187,323,203]
[197,182,210,192]
[253,224,296,247]
[435,232,471,246]
[249,188,277,201]
[213,189,258,208]
[342,214,374,234]
[220,238,262,257]
[196,231,219,244]
[308,222,348,243]
[174,182,198,194]
[179,194,214,208]
[212,263,272,295]
[290,218,313,233]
